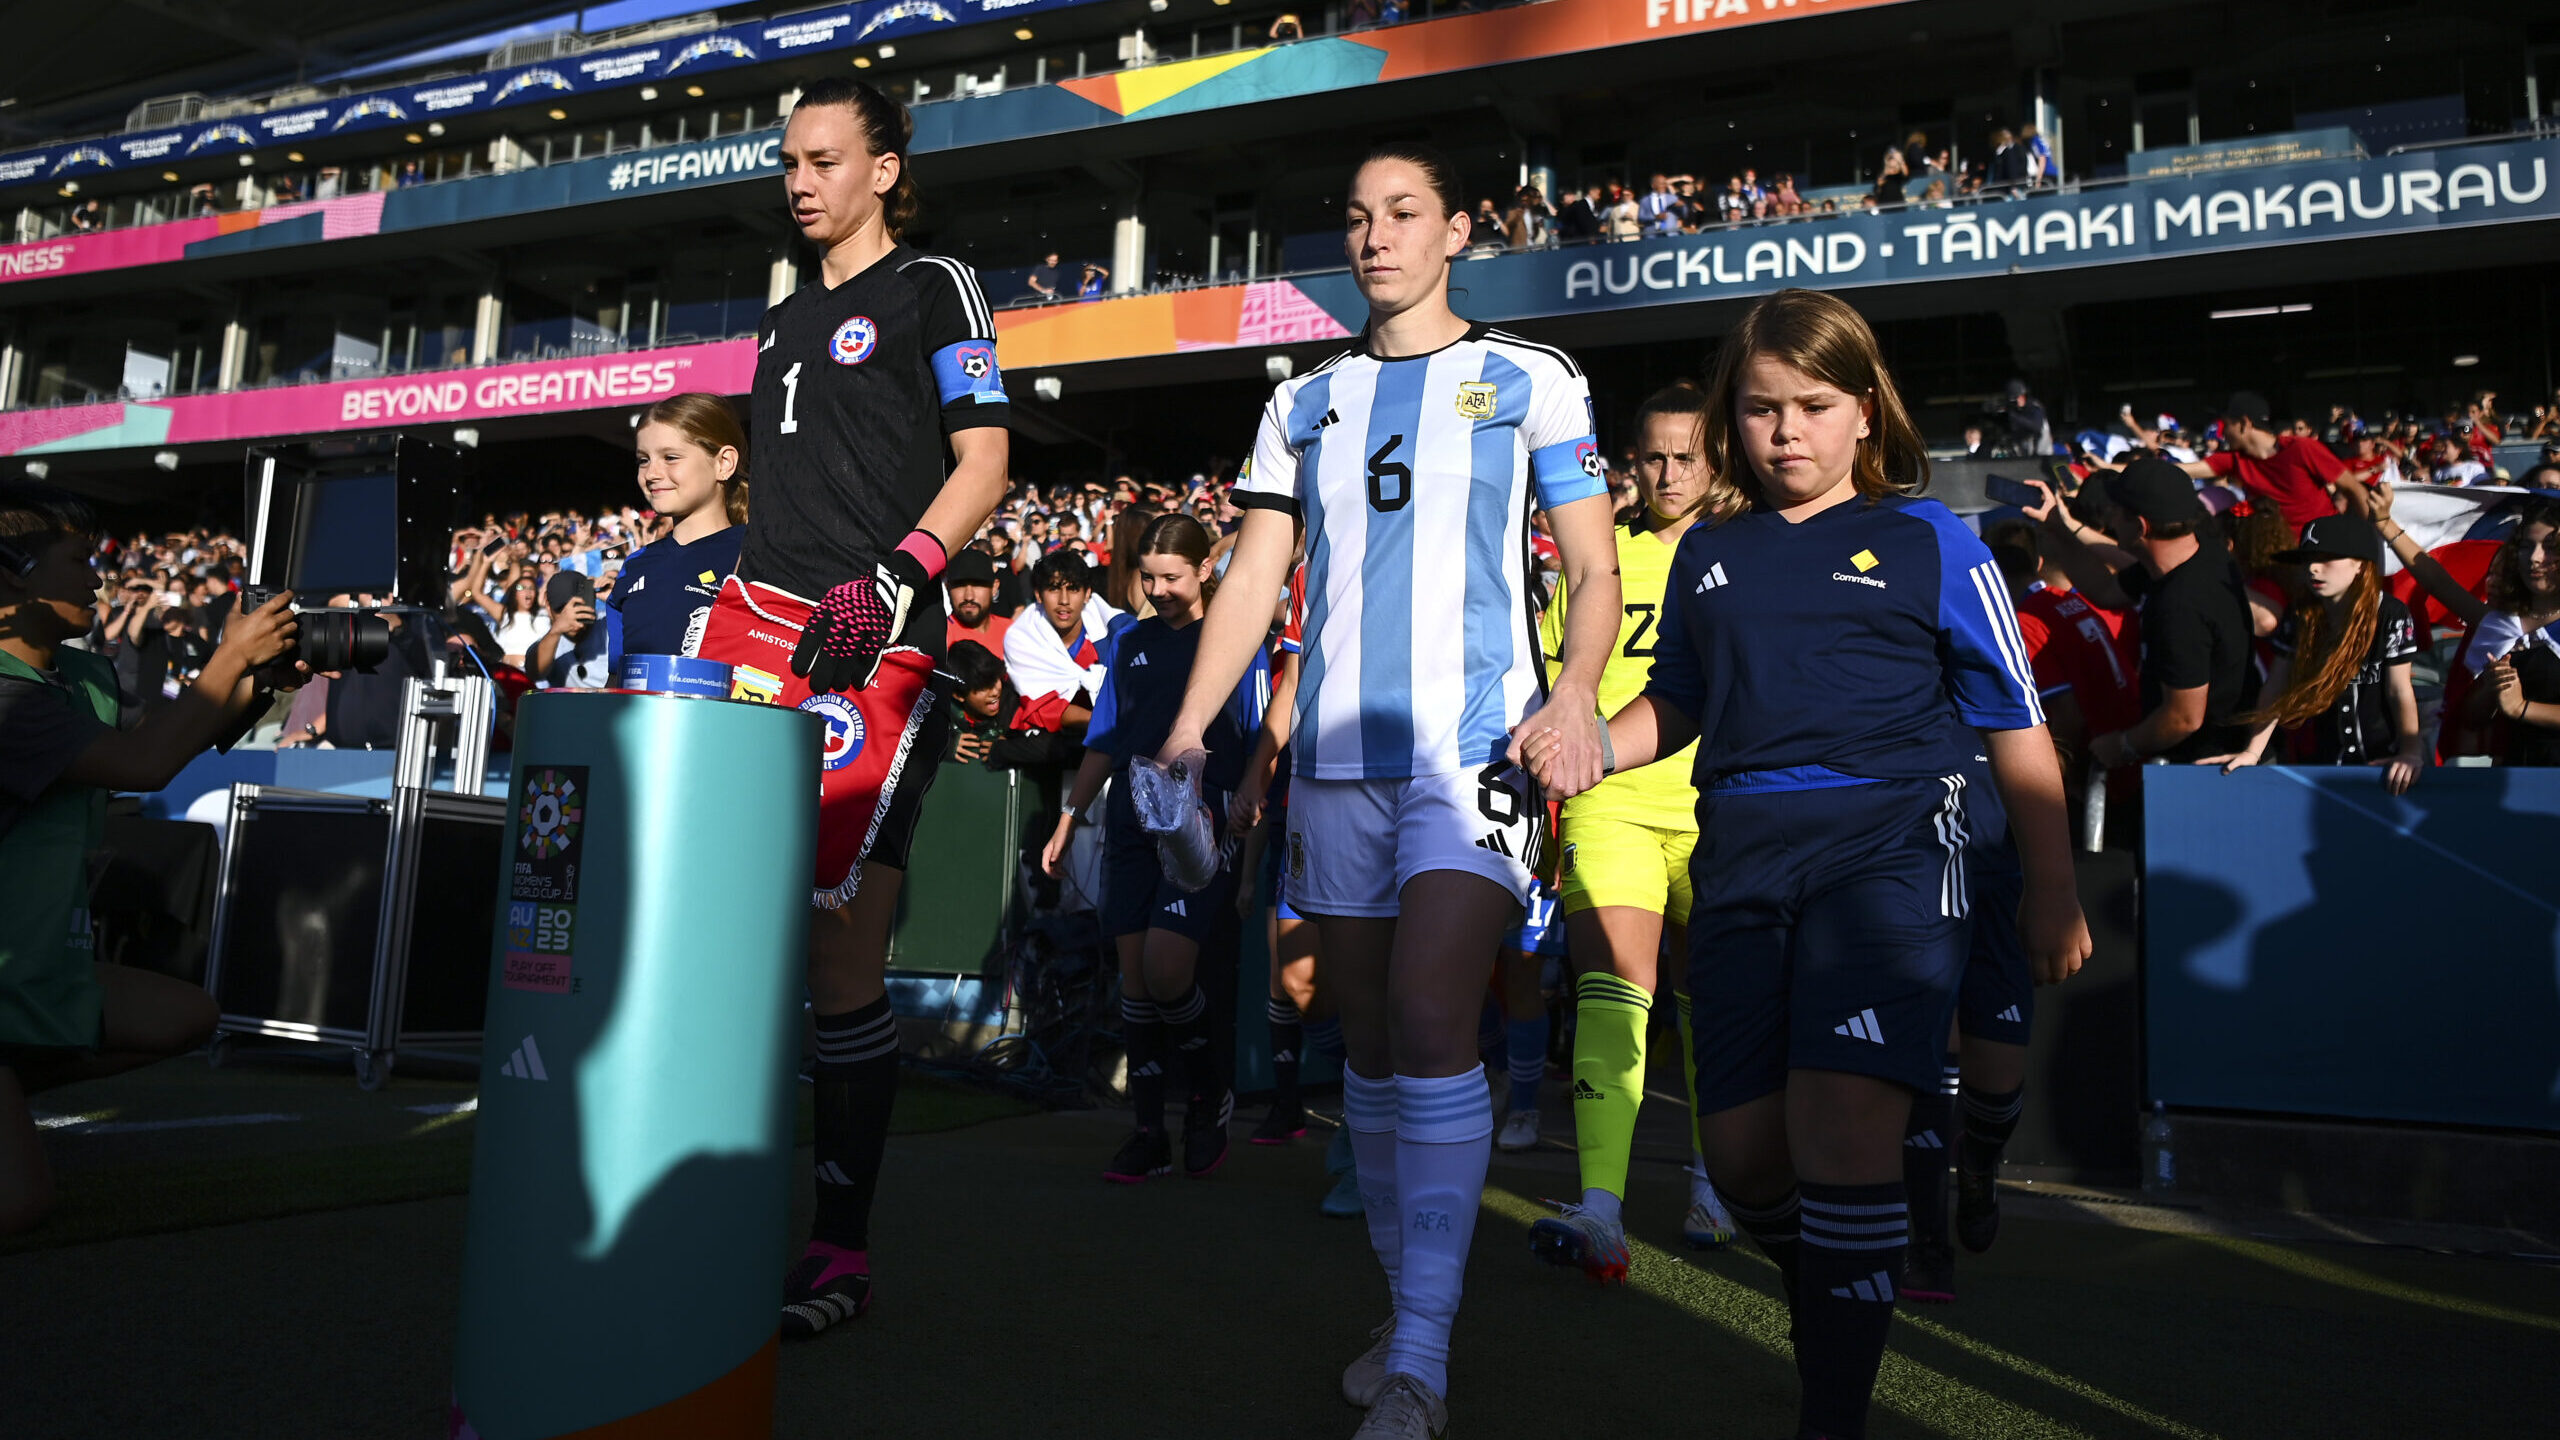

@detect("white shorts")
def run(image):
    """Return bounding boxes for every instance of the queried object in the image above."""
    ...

[1282,765,1542,918]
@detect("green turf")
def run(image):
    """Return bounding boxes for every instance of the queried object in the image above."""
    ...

[4,1069,1035,1254]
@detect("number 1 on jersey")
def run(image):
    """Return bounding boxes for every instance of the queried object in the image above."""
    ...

[780,362,802,435]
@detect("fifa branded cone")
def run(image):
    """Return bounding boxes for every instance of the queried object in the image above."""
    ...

[453,691,818,1440]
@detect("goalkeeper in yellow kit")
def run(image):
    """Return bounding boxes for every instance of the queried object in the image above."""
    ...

[1527,382,1735,1283]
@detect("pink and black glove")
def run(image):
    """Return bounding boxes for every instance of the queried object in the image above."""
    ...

[792,531,945,694]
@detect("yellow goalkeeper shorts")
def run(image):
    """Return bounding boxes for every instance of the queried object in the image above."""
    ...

[1556,816,1694,927]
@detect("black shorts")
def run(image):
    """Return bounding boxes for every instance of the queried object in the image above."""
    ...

[1101,785,1241,945]
[1684,774,1973,1112]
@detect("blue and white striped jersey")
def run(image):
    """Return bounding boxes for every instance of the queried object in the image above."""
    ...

[1236,325,1607,780]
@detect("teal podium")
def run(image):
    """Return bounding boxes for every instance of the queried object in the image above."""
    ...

[452,692,817,1440]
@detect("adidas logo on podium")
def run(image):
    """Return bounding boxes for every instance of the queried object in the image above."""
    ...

[498,1034,549,1081]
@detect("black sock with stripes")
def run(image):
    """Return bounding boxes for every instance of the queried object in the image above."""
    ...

[1159,984,1223,1103]
[809,996,900,1253]
[1958,1083,2025,1175]
[1121,994,1166,1132]
[1903,1064,1959,1252]
[1725,1188,1803,1311]
[1796,1180,1908,1440]
[1266,995,1304,1103]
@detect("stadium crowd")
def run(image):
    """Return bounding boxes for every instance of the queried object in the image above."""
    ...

[60,376,2560,784]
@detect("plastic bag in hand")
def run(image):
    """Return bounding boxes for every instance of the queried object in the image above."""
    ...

[1128,750,1220,893]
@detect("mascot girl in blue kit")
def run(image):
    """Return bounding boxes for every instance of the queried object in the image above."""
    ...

[1524,288,2090,1440]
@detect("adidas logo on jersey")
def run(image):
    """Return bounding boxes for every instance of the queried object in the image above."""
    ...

[497,1034,549,1080]
[1131,652,1149,666]
[1833,1008,1885,1044]
[1162,897,1187,917]
[1572,1078,1604,1101]
[1995,1004,2023,1023]
[1694,561,1731,594]
[1831,1270,1897,1302]
[1474,831,1516,857]
[1314,407,1341,429]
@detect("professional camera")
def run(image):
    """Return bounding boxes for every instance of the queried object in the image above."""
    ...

[236,582,392,674]
[240,435,464,678]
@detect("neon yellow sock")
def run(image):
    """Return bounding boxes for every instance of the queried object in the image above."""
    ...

[1674,989,1703,1158]
[1571,972,1652,1200]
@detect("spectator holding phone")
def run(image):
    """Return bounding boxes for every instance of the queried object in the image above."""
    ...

[2032,460,2260,769]
[0,485,301,1234]
[2200,514,2423,792]
[532,571,611,689]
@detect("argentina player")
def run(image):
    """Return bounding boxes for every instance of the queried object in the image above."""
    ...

[1158,145,1623,1440]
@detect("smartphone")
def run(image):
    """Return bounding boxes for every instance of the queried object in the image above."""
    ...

[1983,473,2046,510]
[480,535,508,557]
[2040,456,2080,493]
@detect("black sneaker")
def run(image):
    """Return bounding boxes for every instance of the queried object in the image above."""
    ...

[778,1248,871,1339]
[1901,1231,1956,1303]
[1103,1127,1172,1184]
[1954,1161,2002,1254]
[1251,1096,1307,1145]
[1184,1090,1234,1178]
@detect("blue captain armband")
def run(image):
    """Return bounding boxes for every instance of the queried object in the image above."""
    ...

[1530,436,1607,509]
[931,340,1009,406]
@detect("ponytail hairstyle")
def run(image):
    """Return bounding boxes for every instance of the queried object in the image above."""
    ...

[1355,142,1464,220]
[639,392,750,525]
[793,77,919,237]
[1695,288,1930,527]
[1137,511,1219,603]
[2247,561,2383,731]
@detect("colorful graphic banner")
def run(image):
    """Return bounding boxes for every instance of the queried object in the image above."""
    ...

[0,341,754,456]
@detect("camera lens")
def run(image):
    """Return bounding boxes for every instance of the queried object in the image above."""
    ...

[299,610,393,673]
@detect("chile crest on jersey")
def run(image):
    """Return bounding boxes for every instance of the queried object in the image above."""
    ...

[829,315,879,366]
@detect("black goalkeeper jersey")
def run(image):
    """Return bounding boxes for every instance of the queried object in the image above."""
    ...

[735,244,1010,601]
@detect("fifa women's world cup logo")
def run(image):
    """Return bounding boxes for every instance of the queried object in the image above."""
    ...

[520,769,585,859]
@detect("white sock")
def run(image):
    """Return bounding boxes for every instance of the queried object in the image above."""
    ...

[1341,1066,1402,1311]
[1578,1187,1623,1226]
[1386,1067,1493,1399]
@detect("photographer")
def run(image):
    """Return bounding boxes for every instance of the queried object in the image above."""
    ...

[0,485,300,1235]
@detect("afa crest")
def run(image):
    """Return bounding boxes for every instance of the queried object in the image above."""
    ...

[1455,381,1499,420]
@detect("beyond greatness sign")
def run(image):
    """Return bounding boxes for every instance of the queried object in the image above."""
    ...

[0,342,754,456]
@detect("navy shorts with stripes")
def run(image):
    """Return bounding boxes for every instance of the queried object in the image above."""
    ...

[1684,772,1973,1113]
